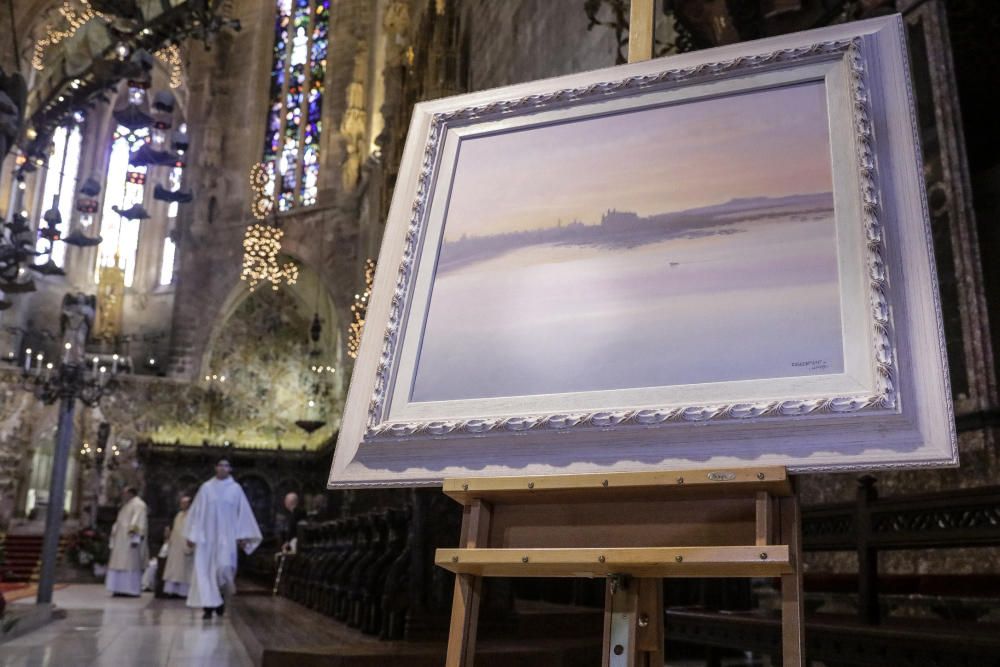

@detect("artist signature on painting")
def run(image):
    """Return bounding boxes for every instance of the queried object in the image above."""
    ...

[791,359,830,372]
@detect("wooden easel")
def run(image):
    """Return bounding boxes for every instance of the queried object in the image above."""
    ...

[437,3,803,665]
[436,467,804,666]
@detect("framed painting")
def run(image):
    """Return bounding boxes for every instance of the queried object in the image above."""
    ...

[330,15,955,488]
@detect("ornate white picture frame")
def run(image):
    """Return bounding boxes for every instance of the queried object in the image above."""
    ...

[330,15,955,488]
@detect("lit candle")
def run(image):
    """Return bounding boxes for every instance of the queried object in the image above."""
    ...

[63,342,71,363]
[92,356,99,374]
[24,347,31,372]
[112,354,119,374]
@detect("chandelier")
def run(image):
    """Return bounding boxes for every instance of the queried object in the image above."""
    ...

[241,162,297,291]
[347,258,375,359]
[240,224,298,292]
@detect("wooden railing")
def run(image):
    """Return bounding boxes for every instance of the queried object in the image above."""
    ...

[801,477,1000,624]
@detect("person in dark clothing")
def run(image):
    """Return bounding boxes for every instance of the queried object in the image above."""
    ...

[279,492,306,552]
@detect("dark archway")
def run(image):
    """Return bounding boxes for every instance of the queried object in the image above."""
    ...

[237,474,273,536]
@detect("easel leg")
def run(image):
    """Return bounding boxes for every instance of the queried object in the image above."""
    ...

[780,494,805,667]
[444,500,492,667]
[604,575,638,667]
[604,576,663,667]
[446,573,483,667]
[636,578,664,667]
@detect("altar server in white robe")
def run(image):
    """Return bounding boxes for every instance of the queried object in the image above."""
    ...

[105,487,148,597]
[163,495,194,597]
[185,458,262,618]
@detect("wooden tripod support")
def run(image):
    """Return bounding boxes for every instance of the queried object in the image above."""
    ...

[436,467,804,666]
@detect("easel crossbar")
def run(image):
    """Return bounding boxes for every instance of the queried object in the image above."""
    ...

[443,467,791,504]
[437,545,792,578]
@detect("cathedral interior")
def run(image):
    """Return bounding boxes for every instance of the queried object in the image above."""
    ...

[0,0,999,665]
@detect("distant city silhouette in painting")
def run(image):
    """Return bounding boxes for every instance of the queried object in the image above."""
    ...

[410,81,845,403]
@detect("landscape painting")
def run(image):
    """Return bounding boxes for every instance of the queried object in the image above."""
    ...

[410,81,844,403]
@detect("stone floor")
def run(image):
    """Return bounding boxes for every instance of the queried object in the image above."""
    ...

[0,584,768,666]
[0,584,254,667]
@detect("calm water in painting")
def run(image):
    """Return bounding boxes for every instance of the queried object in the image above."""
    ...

[410,81,843,402]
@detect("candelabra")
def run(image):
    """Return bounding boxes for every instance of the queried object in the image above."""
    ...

[202,372,228,440]
[20,346,119,407]
[17,293,121,606]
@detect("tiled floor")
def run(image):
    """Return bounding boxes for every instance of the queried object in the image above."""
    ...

[0,585,254,667]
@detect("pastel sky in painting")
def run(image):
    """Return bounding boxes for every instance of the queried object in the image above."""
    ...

[442,81,833,241]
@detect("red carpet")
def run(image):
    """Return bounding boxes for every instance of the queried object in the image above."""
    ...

[0,583,67,602]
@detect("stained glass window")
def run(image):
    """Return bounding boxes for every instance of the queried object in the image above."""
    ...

[36,125,82,267]
[166,165,183,219]
[159,236,176,286]
[262,0,329,211]
[96,124,150,287]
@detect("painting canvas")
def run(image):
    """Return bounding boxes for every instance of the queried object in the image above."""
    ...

[412,82,842,402]
[331,16,956,487]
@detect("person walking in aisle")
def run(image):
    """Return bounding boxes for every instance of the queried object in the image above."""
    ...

[184,458,262,619]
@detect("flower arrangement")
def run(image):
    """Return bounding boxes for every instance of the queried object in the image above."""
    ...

[66,528,110,567]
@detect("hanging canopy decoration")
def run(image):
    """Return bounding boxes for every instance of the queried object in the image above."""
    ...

[62,230,103,247]
[130,144,181,167]
[153,183,193,203]
[112,103,154,131]
[112,203,151,220]
[15,0,240,173]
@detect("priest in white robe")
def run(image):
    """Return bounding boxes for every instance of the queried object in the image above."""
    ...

[184,458,262,618]
[105,487,148,597]
[162,495,194,597]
